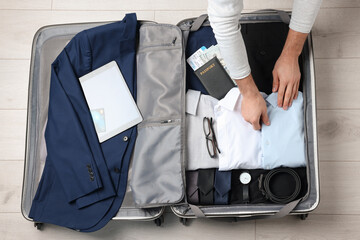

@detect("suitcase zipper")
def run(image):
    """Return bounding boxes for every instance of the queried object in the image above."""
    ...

[137,118,181,128]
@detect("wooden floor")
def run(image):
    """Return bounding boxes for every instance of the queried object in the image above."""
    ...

[1,0,360,239]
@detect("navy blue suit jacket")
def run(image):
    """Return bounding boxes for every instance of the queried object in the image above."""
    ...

[29,13,138,232]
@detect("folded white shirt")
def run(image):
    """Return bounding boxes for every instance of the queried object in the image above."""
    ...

[186,90,220,170]
[214,87,263,170]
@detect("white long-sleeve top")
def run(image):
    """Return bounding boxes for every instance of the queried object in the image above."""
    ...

[207,0,322,79]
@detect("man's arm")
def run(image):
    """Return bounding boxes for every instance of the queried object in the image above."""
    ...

[208,0,269,130]
[272,29,307,110]
[274,0,322,109]
[235,74,270,130]
[207,0,250,79]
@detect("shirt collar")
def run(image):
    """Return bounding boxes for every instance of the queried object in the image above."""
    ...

[266,92,278,108]
[218,87,240,111]
[186,89,201,115]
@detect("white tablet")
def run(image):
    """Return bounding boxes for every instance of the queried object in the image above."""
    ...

[79,61,142,143]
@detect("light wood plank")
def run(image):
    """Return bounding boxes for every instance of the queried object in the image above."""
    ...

[318,110,360,161]
[256,214,360,240]
[0,10,154,59]
[244,0,360,9]
[50,0,360,12]
[3,8,360,59]
[243,0,292,10]
[0,161,23,213]
[155,11,206,25]
[0,110,26,160]
[0,0,51,10]
[49,10,155,23]
[0,10,49,59]
[313,8,360,35]
[314,162,360,215]
[0,212,255,239]
[52,0,207,11]
[313,33,360,59]
[321,0,360,8]
[0,0,357,12]
[311,8,360,59]
[0,60,29,109]
[315,58,360,109]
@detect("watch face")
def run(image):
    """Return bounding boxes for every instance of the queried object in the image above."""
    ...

[240,172,251,184]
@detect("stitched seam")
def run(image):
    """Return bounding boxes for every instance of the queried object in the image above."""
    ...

[83,31,93,72]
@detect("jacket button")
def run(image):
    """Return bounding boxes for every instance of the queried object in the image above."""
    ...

[123,136,128,142]
[114,167,121,173]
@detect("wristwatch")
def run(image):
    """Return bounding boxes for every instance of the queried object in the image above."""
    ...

[239,172,251,204]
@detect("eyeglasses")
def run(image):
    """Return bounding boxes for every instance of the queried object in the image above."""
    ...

[203,117,221,158]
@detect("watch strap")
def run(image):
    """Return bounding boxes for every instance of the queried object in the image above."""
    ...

[243,184,249,204]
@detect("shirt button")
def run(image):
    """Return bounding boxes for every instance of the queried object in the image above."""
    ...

[123,136,128,142]
[266,140,270,146]
[114,167,121,173]
[260,50,266,56]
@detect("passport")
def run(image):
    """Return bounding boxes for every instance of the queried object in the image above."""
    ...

[194,56,236,99]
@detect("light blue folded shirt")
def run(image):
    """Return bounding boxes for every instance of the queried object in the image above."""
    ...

[261,92,306,169]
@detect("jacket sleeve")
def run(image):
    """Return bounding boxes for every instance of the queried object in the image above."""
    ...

[45,47,116,209]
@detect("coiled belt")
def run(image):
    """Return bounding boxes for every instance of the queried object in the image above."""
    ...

[259,168,301,204]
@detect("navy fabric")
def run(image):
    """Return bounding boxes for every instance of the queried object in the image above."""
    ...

[214,170,231,205]
[29,13,138,232]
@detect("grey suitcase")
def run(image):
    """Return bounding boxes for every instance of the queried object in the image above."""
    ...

[21,10,319,230]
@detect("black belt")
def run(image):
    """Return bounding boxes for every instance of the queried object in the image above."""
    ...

[259,168,301,204]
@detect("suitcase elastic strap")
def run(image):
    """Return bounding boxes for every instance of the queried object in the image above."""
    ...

[189,204,206,218]
[190,14,208,32]
[189,198,302,219]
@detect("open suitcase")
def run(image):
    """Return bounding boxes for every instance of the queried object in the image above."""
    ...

[21,10,320,230]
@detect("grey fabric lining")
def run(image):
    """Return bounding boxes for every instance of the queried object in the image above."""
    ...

[130,23,185,207]
[21,22,164,221]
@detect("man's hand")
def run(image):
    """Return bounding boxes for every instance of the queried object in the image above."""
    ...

[272,29,308,110]
[235,74,270,130]
[272,51,301,110]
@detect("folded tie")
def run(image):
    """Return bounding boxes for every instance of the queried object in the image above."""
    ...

[186,171,199,204]
[197,169,215,205]
[214,169,231,205]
